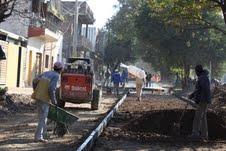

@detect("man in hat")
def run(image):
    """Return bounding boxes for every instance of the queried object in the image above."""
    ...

[32,62,63,143]
[188,64,211,141]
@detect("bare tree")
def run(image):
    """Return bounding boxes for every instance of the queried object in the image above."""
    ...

[0,0,17,23]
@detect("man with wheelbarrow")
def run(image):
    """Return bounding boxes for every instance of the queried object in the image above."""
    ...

[32,62,63,143]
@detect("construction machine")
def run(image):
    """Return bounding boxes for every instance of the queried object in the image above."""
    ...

[57,57,101,110]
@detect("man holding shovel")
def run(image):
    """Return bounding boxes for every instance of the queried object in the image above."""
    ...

[188,64,211,141]
[32,62,63,143]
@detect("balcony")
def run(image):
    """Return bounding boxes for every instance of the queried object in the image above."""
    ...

[28,26,58,42]
[77,35,92,51]
[79,2,95,24]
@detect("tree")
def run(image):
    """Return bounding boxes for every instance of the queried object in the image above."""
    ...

[136,1,226,87]
[106,0,226,89]
[148,0,226,34]
[104,0,142,70]
[0,0,17,23]
[104,36,133,71]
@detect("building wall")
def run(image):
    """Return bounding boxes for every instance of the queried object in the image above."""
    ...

[5,43,27,88]
[21,47,27,87]
[82,26,96,52]
[6,44,19,87]
[54,33,63,62]
[0,40,8,86]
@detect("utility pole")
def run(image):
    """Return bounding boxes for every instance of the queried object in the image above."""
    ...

[72,0,78,57]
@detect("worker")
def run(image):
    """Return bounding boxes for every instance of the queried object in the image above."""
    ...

[111,69,121,96]
[145,73,152,88]
[136,75,146,101]
[32,62,63,143]
[103,69,111,87]
[188,64,211,141]
[121,69,128,88]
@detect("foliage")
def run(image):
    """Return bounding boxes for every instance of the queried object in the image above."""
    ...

[148,0,226,33]
[104,36,133,70]
[104,0,142,70]
[105,0,226,88]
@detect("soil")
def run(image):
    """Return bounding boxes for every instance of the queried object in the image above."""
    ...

[94,95,226,150]
[0,93,118,151]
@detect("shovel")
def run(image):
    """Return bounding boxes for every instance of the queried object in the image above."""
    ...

[173,103,189,135]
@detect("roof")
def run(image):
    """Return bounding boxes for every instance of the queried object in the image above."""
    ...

[0,29,27,41]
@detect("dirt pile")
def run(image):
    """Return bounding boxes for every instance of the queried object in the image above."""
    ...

[0,94,35,117]
[101,96,226,143]
[122,110,226,141]
[212,84,226,99]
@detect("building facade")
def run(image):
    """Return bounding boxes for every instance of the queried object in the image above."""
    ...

[61,1,95,59]
[0,29,28,87]
[81,26,97,53]
[0,0,64,87]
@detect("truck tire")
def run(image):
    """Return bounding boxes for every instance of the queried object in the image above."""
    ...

[56,88,65,108]
[91,89,101,110]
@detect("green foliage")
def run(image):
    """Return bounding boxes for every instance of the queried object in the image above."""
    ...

[104,37,133,70]
[148,0,226,33]
[105,0,226,86]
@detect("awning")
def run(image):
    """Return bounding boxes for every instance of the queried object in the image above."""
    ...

[0,46,6,60]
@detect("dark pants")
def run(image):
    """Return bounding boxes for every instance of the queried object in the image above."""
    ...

[113,83,119,96]
[192,102,208,139]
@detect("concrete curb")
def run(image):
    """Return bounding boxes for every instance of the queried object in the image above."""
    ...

[76,94,127,151]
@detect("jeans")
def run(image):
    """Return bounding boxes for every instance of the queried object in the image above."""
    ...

[34,101,49,140]
[192,101,208,139]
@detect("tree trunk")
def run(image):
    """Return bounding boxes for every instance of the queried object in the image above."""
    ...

[182,64,190,90]
[160,66,170,83]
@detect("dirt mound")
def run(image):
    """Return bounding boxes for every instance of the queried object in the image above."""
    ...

[0,94,35,117]
[123,110,226,140]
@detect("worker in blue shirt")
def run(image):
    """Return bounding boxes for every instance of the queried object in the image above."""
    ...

[111,69,121,96]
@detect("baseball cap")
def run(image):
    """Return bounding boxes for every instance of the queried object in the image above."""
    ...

[54,62,63,70]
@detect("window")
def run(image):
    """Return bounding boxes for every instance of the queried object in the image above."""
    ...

[45,55,49,68]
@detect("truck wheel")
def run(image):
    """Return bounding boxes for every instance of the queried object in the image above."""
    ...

[91,89,101,110]
[56,88,65,108]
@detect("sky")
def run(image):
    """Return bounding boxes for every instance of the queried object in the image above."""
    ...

[86,0,119,28]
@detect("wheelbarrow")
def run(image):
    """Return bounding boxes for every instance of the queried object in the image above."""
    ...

[47,103,79,137]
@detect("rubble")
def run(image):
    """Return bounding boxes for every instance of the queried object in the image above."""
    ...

[209,84,226,116]
[0,93,35,116]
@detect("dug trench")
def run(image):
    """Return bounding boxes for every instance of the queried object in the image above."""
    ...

[98,96,226,145]
[122,110,226,142]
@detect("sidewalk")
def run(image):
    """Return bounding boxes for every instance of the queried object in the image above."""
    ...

[7,87,33,95]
